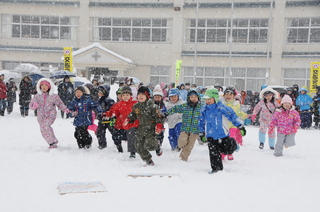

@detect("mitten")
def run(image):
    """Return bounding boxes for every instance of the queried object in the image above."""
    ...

[237,125,246,136]
[64,109,70,114]
[31,102,39,109]
[71,111,78,117]
[199,132,207,143]
[110,117,116,127]
[251,115,256,122]
[155,123,164,134]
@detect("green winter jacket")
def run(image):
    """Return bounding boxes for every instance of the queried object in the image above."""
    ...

[127,98,165,136]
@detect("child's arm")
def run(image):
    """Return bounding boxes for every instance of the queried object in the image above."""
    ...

[166,104,184,115]
[198,107,206,134]
[292,110,301,132]
[29,95,39,110]
[268,112,278,135]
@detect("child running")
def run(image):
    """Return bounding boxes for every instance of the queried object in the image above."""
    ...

[153,85,167,147]
[164,88,185,151]
[268,95,301,157]
[220,86,247,160]
[68,86,102,149]
[29,78,69,149]
[198,88,246,174]
[166,89,202,162]
[125,86,165,166]
[252,87,280,150]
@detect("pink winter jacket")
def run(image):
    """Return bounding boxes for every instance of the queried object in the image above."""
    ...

[269,107,301,136]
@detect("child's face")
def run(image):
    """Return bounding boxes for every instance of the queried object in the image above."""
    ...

[138,93,147,102]
[98,92,104,97]
[206,98,215,105]
[76,90,84,98]
[300,90,306,95]
[122,93,131,101]
[189,94,198,103]
[264,93,273,101]
[40,84,49,92]
[153,95,162,102]
[224,92,234,102]
[117,93,122,101]
[169,95,178,103]
[282,102,292,110]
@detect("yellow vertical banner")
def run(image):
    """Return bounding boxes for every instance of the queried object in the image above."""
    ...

[310,62,320,93]
[175,60,182,85]
[63,47,73,72]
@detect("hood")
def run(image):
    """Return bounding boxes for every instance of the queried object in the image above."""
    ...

[36,78,56,95]
[98,84,110,97]
[187,89,201,103]
[259,87,278,100]
[298,87,308,94]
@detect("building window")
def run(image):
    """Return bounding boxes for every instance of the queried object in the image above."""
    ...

[287,18,320,43]
[186,18,268,43]
[1,14,78,40]
[150,66,170,85]
[283,68,310,89]
[92,18,172,43]
[184,67,266,92]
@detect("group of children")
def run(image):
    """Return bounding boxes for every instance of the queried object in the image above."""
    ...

[29,78,303,173]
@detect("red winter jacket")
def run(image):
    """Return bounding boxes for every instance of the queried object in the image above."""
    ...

[107,97,139,129]
[0,80,8,99]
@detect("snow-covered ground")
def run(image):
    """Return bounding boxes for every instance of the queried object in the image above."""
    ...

[1,85,320,212]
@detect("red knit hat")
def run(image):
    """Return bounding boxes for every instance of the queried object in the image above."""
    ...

[40,80,51,89]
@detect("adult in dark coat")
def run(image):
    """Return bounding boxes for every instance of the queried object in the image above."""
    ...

[6,78,17,114]
[19,75,33,117]
[58,76,74,118]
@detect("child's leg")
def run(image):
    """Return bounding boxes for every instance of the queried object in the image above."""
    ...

[300,112,307,129]
[74,126,85,148]
[207,137,223,172]
[168,123,182,150]
[112,129,126,152]
[306,111,312,128]
[96,123,107,148]
[179,133,197,161]
[157,131,164,146]
[39,117,58,145]
[136,135,157,162]
[126,127,137,153]
[284,133,296,148]
[274,133,285,157]
[82,126,92,148]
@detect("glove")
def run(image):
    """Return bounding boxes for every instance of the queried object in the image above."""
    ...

[31,102,39,109]
[71,111,78,117]
[238,125,246,136]
[251,115,256,122]
[199,132,206,143]
[155,123,164,134]
[64,109,70,114]
[110,117,116,127]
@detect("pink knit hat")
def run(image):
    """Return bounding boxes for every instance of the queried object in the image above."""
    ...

[281,95,293,105]
[40,80,51,89]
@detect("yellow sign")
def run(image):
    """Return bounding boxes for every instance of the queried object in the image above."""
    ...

[310,62,320,93]
[175,60,182,85]
[63,47,73,72]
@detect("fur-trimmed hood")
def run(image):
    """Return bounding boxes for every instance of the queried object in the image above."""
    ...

[259,87,278,100]
[36,78,56,95]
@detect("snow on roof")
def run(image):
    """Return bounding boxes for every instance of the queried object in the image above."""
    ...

[73,43,135,64]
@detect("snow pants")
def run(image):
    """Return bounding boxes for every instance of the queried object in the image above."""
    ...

[0,99,7,115]
[300,110,312,129]
[37,115,58,146]
[112,128,137,153]
[7,101,14,114]
[74,126,92,148]
[259,131,275,148]
[207,137,237,172]
[178,131,198,161]
[274,133,296,157]
[221,128,242,159]
[96,122,114,148]
[168,122,182,150]
[135,132,159,162]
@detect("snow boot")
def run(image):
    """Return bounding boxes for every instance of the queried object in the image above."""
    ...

[116,144,123,153]
[156,147,163,156]
[146,159,155,166]
[129,152,136,158]
[176,146,181,152]
[49,142,58,149]
[208,170,221,174]
[259,142,264,149]
[227,155,234,160]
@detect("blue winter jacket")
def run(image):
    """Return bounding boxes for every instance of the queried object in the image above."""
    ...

[68,94,102,127]
[199,101,243,140]
[296,88,313,111]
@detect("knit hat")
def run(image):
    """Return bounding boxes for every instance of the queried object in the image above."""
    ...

[116,87,123,95]
[75,85,86,94]
[40,80,51,89]
[137,86,151,99]
[153,85,163,96]
[121,86,132,95]
[281,95,293,105]
[168,88,180,97]
[224,86,237,95]
[202,88,219,103]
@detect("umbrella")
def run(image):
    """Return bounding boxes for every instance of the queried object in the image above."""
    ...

[50,70,76,79]
[30,73,45,86]
[126,76,141,84]
[14,63,42,75]
[0,70,22,81]
[71,76,91,88]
